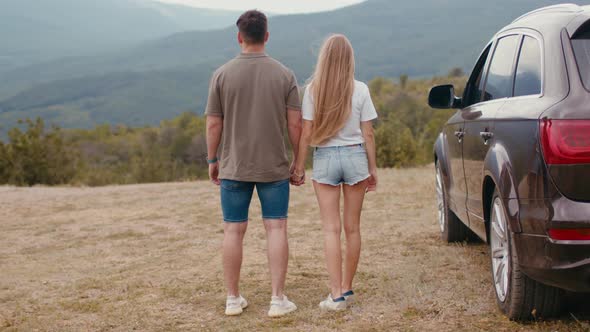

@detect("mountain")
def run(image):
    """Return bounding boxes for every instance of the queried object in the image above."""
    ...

[0,0,240,72]
[0,0,587,136]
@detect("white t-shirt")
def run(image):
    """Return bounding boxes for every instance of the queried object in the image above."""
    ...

[302,80,378,147]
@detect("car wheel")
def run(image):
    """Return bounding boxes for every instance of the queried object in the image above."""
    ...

[435,160,471,242]
[489,190,564,320]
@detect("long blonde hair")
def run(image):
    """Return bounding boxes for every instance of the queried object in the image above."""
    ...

[309,34,355,146]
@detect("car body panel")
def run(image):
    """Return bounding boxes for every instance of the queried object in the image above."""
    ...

[463,101,501,239]
[515,232,590,292]
[482,142,521,235]
[442,112,469,224]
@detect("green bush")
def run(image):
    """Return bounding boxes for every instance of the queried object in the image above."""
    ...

[376,118,417,167]
[0,141,8,183]
[2,118,77,186]
[370,75,465,168]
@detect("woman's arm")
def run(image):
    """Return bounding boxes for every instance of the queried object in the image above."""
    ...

[293,120,313,184]
[361,121,378,192]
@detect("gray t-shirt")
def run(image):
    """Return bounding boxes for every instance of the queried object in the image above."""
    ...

[205,53,301,182]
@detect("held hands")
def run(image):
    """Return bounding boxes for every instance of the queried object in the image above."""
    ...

[209,162,220,186]
[210,160,304,187]
[290,169,305,186]
[366,169,378,193]
[290,160,305,186]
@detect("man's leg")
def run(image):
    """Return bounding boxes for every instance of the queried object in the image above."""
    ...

[223,222,248,296]
[257,179,291,297]
[264,218,288,297]
[220,180,254,298]
[257,179,297,317]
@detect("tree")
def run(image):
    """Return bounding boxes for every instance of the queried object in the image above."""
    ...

[375,118,417,168]
[0,141,8,183]
[5,118,77,186]
[45,125,77,185]
[448,67,465,77]
[399,74,409,90]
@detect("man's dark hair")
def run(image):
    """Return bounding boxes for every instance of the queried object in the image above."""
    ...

[236,10,268,44]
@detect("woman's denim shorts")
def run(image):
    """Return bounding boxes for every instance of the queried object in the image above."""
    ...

[312,144,370,186]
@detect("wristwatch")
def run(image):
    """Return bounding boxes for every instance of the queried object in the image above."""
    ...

[207,157,218,164]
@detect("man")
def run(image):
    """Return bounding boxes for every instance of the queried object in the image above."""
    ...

[205,10,303,318]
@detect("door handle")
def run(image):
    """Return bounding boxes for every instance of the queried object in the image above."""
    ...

[480,131,494,145]
[454,130,464,141]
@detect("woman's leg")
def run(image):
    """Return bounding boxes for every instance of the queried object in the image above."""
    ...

[342,180,368,293]
[313,181,343,299]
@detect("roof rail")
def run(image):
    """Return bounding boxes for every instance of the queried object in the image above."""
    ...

[512,3,581,23]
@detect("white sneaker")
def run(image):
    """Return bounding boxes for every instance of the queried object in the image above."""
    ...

[268,295,297,317]
[319,295,347,311]
[225,295,248,316]
[342,290,355,304]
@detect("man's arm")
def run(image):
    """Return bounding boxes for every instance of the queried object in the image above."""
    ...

[206,115,223,185]
[287,109,302,183]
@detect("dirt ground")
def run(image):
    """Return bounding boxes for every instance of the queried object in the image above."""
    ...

[0,166,589,331]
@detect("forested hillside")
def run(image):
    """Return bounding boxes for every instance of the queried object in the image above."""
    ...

[0,0,239,72]
[0,0,585,137]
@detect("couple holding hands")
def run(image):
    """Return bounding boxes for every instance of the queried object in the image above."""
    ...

[205,9,378,317]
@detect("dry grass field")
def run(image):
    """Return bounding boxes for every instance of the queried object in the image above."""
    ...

[0,166,589,331]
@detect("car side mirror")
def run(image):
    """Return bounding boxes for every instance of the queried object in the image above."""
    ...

[428,84,462,109]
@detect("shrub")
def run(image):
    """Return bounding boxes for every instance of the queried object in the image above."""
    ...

[2,118,77,186]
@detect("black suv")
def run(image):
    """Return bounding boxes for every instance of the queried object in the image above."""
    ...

[429,4,590,320]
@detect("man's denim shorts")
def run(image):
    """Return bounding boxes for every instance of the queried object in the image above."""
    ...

[220,179,290,223]
[312,144,370,186]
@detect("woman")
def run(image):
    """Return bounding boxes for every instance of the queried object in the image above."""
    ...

[293,34,378,311]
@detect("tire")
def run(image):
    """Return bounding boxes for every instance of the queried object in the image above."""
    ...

[435,161,471,243]
[489,190,564,320]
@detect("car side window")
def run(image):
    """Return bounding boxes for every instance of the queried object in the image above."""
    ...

[514,36,542,97]
[462,44,492,107]
[483,35,520,101]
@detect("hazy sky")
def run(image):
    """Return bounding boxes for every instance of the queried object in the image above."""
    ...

[156,0,365,14]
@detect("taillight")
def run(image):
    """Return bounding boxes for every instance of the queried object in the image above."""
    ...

[540,119,590,165]
[548,228,590,241]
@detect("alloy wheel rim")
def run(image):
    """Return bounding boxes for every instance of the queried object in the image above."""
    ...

[435,165,445,233]
[490,197,509,303]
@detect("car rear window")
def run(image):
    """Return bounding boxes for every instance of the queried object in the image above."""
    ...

[572,28,590,90]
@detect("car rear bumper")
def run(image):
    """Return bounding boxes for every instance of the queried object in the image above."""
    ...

[514,233,590,292]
